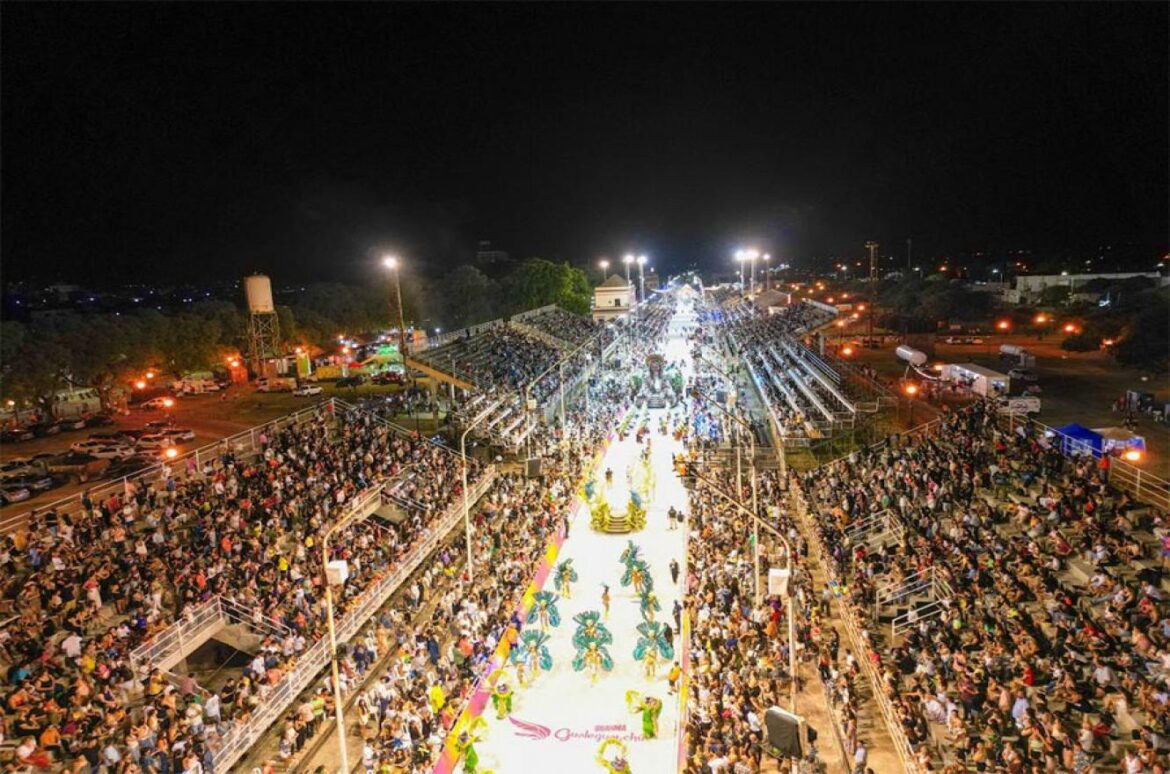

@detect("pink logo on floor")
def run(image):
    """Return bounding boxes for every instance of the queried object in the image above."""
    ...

[508,717,645,743]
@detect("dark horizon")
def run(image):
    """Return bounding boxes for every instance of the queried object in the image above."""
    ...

[2,3,1167,285]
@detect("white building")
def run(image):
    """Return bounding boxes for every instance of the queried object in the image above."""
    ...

[592,274,634,321]
[944,363,1010,397]
[1008,272,1163,304]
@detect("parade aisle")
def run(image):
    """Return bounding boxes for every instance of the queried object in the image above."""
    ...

[467,312,695,774]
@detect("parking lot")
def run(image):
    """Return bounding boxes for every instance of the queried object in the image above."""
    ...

[837,333,1170,478]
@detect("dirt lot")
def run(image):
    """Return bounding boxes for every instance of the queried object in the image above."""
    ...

[0,379,438,514]
[837,333,1170,478]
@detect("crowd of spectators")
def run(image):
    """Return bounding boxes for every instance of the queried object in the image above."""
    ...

[520,307,616,349]
[343,357,638,773]
[701,298,840,442]
[798,401,1170,773]
[0,406,485,773]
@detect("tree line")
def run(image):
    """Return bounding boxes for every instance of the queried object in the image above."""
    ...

[0,259,594,404]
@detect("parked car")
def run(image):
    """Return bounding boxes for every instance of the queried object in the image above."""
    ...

[135,433,177,450]
[42,453,110,483]
[54,417,88,432]
[70,440,137,459]
[1008,368,1039,382]
[293,385,324,397]
[336,375,365,388]
[1,427,36,443]
[84,413,116,427]
[138,396,178,410]
[29,422,61,437]
[160,427,196,442]
[256,378,296,393]
[0,459,37,477]
[0,485,32,506]
[371,371,405,385]
[0,472,57,492]
[103,454,159,480]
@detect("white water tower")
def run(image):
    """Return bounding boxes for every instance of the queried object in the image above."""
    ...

[244,274,280,373]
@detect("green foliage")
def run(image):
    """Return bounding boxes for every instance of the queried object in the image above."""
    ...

[1113,294,1170,372]
[441,265,499,329]
[1060,332,1100,352]
[504,259,593,316]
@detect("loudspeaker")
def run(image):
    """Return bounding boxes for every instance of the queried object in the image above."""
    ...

[525,457,542,478]
[763,706,814,759]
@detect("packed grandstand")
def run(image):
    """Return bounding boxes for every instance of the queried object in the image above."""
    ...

[1,287,1166,774]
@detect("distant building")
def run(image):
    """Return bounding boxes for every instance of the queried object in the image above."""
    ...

[1008,272,1164,304]
[475,241,510,265]
[593,274,634,322]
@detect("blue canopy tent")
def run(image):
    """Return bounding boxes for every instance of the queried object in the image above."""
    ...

[1052,423,1104,457]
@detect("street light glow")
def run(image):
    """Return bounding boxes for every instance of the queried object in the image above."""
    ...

[996,320,1011,331]
[1124,450,1142,462]
[382,255,399,270]
[904,384,919,396]
[623,254,634,264]
[637,255,647,266]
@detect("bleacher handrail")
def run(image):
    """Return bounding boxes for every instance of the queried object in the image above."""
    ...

[1002,413,1170,511]
[210,467,497,773]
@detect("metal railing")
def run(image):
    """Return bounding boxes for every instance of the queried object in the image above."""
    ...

[1001,413,1170,512]
[129,596,229,674]
[128,594,293,676]
[210,468,497,773]
[1,402,331,536]
[845,508,904,547]
[789,483,919,774]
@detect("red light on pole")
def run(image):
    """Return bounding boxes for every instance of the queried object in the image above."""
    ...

[904,384,919,396]
[996,320,1011,331]
[841,346,854,357]
[135,380,147,390]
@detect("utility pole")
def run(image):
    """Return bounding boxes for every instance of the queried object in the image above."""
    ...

[865,241,878,340]
[907,237,912,273]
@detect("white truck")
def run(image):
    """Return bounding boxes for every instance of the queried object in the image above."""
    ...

[997,396,1041,415]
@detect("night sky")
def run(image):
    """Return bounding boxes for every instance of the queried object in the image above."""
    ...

[2,3,1166,284]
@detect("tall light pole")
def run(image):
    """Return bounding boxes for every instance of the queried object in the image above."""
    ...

[461,398,506,583]
[691,384,759,605]
[598,259,609,283]
[865,242,878,340]
[623,254,634,284]
[383,255,408,359]
[735,250,746,294]
[637,255,647,302]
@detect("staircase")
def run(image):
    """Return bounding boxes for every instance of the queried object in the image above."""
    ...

[604,511,631,533]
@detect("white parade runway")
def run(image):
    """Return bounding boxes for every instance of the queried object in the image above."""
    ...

[466,302,696,774]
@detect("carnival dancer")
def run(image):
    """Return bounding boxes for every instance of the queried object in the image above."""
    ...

[510,630,552,686]
[526,590,561,633]
[554,558,578,599]
[601,583,611,620]
[491,680,513,720]
[455,718,488,774]
[633,621,674,680]
[572,610,615,685]
[595,739,631,773]
[638,590,660,623]
[621,558,653,597]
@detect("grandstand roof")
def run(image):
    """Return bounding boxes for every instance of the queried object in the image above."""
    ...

[597,274,631,288]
